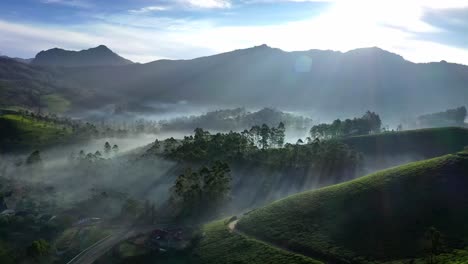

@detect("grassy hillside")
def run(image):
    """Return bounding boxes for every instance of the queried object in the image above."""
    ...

[342,127,468,158]
[236,151,468,263]
[0,112,72,152]
[192,219,321,264]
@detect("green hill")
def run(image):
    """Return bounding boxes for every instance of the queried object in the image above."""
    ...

[236,151,468,263]
[192,219,322,264]
[342,127,468,158]
[0,112,73,152]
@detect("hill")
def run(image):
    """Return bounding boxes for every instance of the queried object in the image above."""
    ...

[0,55,32,64]
[192,219,322,264]
[0,111,74,152]
[0,57,97,112]
[52,45,468,118]
[32,45,133,67]
[236,150,468,263]
[342,127,468,167]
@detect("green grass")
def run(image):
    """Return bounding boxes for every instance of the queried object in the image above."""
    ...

[42,94,71,113]
[192,219,322,264]
[0,113,72,152]
[342,127,468,158]
[237,151,468,263]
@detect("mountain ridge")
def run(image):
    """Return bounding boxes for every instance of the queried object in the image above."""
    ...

[32,45,133,67]
[2,45,468,119]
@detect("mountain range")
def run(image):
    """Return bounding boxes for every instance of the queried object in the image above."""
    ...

[1,45,468,121]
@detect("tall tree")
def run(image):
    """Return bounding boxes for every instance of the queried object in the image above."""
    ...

[259,124,271,149]
[275,122,286,147]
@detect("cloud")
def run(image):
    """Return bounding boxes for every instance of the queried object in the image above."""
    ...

[129,6,170,14]
[417,7,468,49]
[179,0,232,9]
[128,0,231,14]
[40,0,92,8]
[2,0,468,65]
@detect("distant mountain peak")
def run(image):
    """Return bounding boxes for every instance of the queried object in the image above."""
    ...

[32,45,133,67]
[345,46,405,61]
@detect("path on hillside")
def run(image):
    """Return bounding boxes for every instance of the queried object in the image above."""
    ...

[228,219,348,264]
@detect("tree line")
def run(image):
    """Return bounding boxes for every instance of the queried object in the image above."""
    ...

[310,111,382,139]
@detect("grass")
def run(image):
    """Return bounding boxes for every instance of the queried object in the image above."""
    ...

[342,127,468,158]
[55,228,78,252]
[117,242,149,258]
[236,151,468,263]
[192,219,322,264]
[0,113,72,152]
[42,94,71,113]
[383,249,468,264]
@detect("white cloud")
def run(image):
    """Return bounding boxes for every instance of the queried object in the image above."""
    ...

[129,6,170,14]
[179,0,232,9]
[40,0,92,8]
[127,0,231,14]
[247,0,468,9]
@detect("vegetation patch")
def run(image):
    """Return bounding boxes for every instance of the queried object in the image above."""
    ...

[192,219,322,264]
[0,113,72,152]
[237,151,468,263]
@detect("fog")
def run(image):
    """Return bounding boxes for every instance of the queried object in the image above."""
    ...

[2,105,461,226]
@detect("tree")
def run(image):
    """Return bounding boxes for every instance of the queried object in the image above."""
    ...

[362,111,382,133]
[259,124,270,149]
[171,161,231,221]
[194,128,210,142]
[26,150,42,165]
[275,122,286,147]
[78,150,86,160]
[249,125,261,147]
[164,137,178,154]
[104,142,111,156]
[112,144,119,154]
[153,139,160,150]
[310,111,382,139]
[27,239,50,259]
[425,227,443,264]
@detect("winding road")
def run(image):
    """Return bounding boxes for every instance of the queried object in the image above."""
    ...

[66,225,168,264]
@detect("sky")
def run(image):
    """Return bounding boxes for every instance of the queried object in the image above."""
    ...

[1,0,468,64]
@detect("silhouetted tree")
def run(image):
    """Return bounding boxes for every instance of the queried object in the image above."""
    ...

[26,150,42,165]
[112,144,119,154]
[259,124,270,149]
[104,142,111,155]
[78,150,85,160]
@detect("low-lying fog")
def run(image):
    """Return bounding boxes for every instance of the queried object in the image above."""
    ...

[2,104,453,221]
